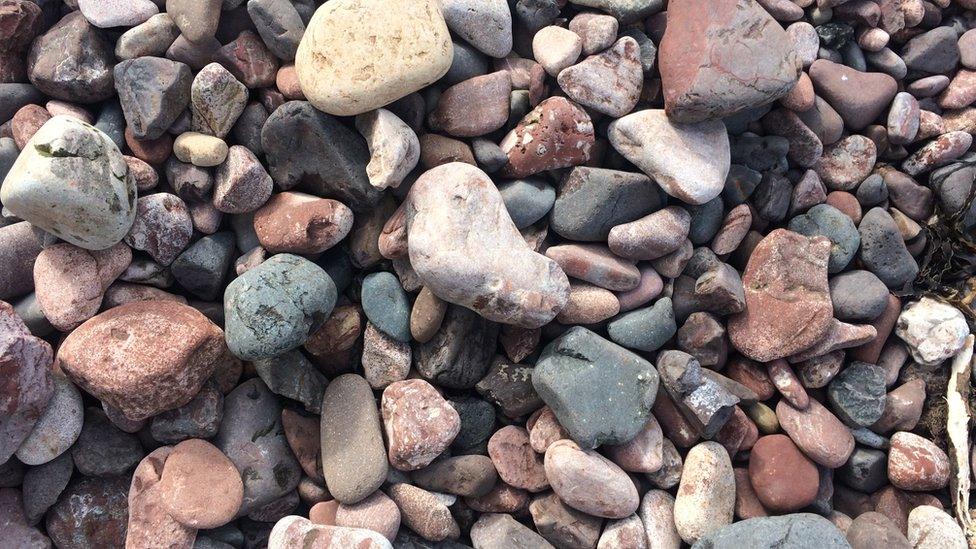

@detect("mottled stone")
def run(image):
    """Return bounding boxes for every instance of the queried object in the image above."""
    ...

[382,379,460,471]
[27,12,115,103]
[114,56,191,140]
[499,97,594,178]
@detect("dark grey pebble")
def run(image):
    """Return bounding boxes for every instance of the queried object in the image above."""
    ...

[497,178,557,229]
[361,271,411,343]
[828,270,890,322]
[607,297,676,352]
[171,232,236,301]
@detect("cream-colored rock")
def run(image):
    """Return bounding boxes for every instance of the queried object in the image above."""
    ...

[295,0,453,116]
[173,132,228,167]
[673,441,735,545]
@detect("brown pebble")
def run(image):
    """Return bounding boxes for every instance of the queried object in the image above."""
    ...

[158,438,243,529]
[253,191,354,254]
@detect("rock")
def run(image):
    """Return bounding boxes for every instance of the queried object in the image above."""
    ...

[902,131,973,176]
[114,56,191,140]
[361,271,411,343]
[674,441,735,545]
[607,297,677,352]
[640,490,681,549]
[907,506,967,549]
[551,167,663,241]
[269,516,394,549]
[170,232,236,301]
[609,205,690,261]
[27,12,115,103]
[149,378,222,442]
[659,0,801,122]
[846,512,910,549]
[499,97,594,178]
[57,300,224,420]
[895,297,968,367]
[0,223,42,301]
[429,71,511,137]
[533,326,659,448]
[604,416,663,474]
[475,357,542,418]
[776,399,854,468]
[497,178,556,229]
[42,480,126,549]
[335,491,400,541]
[253,192,352,255]
[21,452,73,524]
[115,13,180,60]
[748,435,819,513]
[386,483,460,542]
[887,92,919,145]
[827,362,887,426]
[124,193,192,265]
[320,374,388,504]
[608,109,730,205]
[412,455,497,498]
[261,101,382,211]
[33,242,130,331]
[173,132,228,167]
[406,162,569,329]
[213,144,273,213]
[693,513,850,549]
[901,26,959,75]
[470,513,554,549]
[0,303,53,464]
[415,304,498,389]
[381,379,460,471]
[533,26,582,76]
[808,60,897,131]
[829,270,890,322]
[247,0,305,62]
[253,350,326,413]
[166,0,220,43]
[295,0,452,116]
[529,491,603,548]
[556,282,620,325]
[191,63,247,138]
[224,253,336,360]
[545,244,639,291]
[788,204,859,273]
[728,229,833,362]
[558,37,643,117]
[545,439,639,519]
[76,0,157,27]
[871,379,925,434]
[15,372,82,466]
[1,116,135,250]
[815,135,876,191]
[355,109,420,190]
[70,406,143,477]
[487,425,549,493]
[158,439,243,529]
[858,207,919,290]
[125,447,197,549]
[888,432,949,491]
[441,0,512,58]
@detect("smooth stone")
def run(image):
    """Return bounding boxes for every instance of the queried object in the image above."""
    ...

[533,25,581,76]
[253,192,351,254]
[223,253,336,360]
[160,439,243,529]
[533,326,659,448]
[545,439,639,519]
[838,447,888,493]
[827,361,887,426]
[355,109,420,191]
[1,116,135,250]
[295,0,452,116]
[609,109,730,205]
[33,242,131,331]
[674,441,735,545]
[115,13,180,60]
[247,0,306,62]
[609,206,691,261]
[545,244,639,291]
[475,356,542,419]
[335,491,401,541]
[15,373,83,466]
[428,71,511,137]
[556,282,621,325]
[550,166,663,241]
[557,37,643,117]
[497,178,556,229]
[126,448,198,549]
[607,297,677,352]
[487,425,549,493]
[529,491,602,549]
[173,132,228,167]
[412,455,497,499]
[902,26,959,75]
[693,513,850,549]
[888,432,949,491]
[788,204,859,273]
[748,434,819,513]
[406,162,569,329]
[213,145,273,214]
[21,452,73,525]
[57,300,224,420]
[269,516,393,549]
[907,506,967,549]
[253,350,326,414]
[858,207,919,289]
[361,271,412,343]
[0,223,41,300]
[815,135,877,191]
[170,232,236,301]
[808,59,897,130]
[114,56,191,140]
[830,270,890,322]
[471,513,554,549]
[441,0,512,58]
[320,374,388,504]
[776,398,855,468]
[569,12,618,56]
[27,12,115,103]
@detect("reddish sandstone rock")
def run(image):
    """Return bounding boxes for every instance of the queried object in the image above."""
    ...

[557,36,643,117]
[498,97,594,178]
[381,379,460,471]
[748,434,820,513]
[659,0,802,123]
[159,439,243,529]
[428,71,512,138]
[0,301,54,463]
[126,447,197,549]
[57,300,225,421]
[488,425,549,492]
[728,229,833,362]
[253,191,354,254]
[888,432,949,491]
[776,398,855,468]
[808,60,898,131]
[544,439,639,519]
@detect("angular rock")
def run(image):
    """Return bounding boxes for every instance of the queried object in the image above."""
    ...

[499,97,594,178]
[557,37,643,117]
[27,12,115,103]
[191,63,247,138]
[381,379,460,471]
[895,297,968,367]
[114,56,191,140]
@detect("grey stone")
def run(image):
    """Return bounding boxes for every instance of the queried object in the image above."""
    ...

[901,26,960,75]
[687,198,725,246]
[551,166,665,241]
[191,63,248,138]
[607,297,677,352]
[691,513,849,549]
[415,305,499,390]
[253,350,327,413]
[15,373,83,466]
[247,0,305,62]
[449,396,496,454]
[829,270,890,322]
[27,12,115,103]
[114,56,192,140]
[361,271,411,343]
[442,41,488,87]
[171,232,236,300]
[475,356,543,419]
[95,101,126,149]
[0,84,44,124]
[46,476,129,549]
[441,0,513,58]
[837,447,887,493]
[149,379,223,443]
[0,222,43,301]
[827,361,887,427]
[857,207,919,289]
[70,407,144,477]
[568,0,664,23]
[497,178,556,229]
[788,204,860,274]
[21,452,73,525]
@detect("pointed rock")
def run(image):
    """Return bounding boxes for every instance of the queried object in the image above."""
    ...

[114,56,191,140]
[557,37,643,117]
[808,59,898,131]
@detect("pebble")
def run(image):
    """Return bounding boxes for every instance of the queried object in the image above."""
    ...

[28,13,116,103]
[320,374,388,504]
[46,476,129,549]
[441,0,512,58]
[355,109,420,190]
[470,513,554,549]
[609,109,730,205]
[429,71,511,138]
[56,300,223,420]
[551,166,662,241]
[815,135,877,191]
[382,379,459,471]
[907,506,967,549]
[15,373,81,466]
[334,491,400,541]
[173,131,228,167]
[406,162,569,329]
[533,26,582,76]
[558,37,643,117]
[191,63,247,139]
[616,265,664,313]
[808,60,897,130]
[674,441,735,545]
[170,232,236,300]
[33,242,131,331]
[114,56,191,140]
[159,439,243,529]
[499,97,594,178]
[776,398,854,468]
[487,426,549,492]
[748,434,820,512]
[829,270,890,322]
[415,304,498,389]
[609,205,691,261]
[888,432,949,491]
[695,513,850,548]
[253,192,352,255]
[150,378,223,442]
[497,178,557,229]
[534,326,659,448]
[21,452,73,525]
[269,516,393,549]
[888,92,920,145]
[386,483,460,542]
[529,491,602,548]
[604,416,664,473]
[115,13,179,60]
[295,0,452,116]
[254,350,326,413]
[857,207,919,289]
[827,361,887,426]
[545,439,639,519]
[2,116,135,250]
[223,253,336,360]
[247,0,305,62]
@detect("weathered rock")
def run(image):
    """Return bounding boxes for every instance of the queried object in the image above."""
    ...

[114,56,191,140]
[808,60,897,131]
[888,432,949,491]
[355,109,420,190]
[557,37,643,117]
[775,398,855,468]
[674,441,735,545]
[381,379,460,471]
[191,63,247,138]
[545,439,639,519]
[748,435,819,513]
[693,513,851,549]
[33,242,131,331]
[441,0,512,58]
[269,516,394,549]
[499,97,594,178]
[895,297,969,367]
[0,303,53,465]
[27,12,115,103]
[46,476,129,549]
[159,439,243,529]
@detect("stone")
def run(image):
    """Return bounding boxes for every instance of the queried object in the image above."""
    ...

[827,362,887,426]
[788,204,860,274]
[674,441,735,545]
[355,109,420,190]
[269,516,394,549]
[360,271,410,343]
[533,26,581,76]
[609,109,730,205]
[415,304,498,389]
[21,452,73,524]
[386,483,460,542]
[248,0,305,62]
[335,491,400,541]
[545,439,639,519]
[570,12,619,55]
[412,455,497,499]
[888,92,919,145]
[224,253,336,360]
[0,305,53,465]
[295,0,452,116]
[0,223,42,301]
[253,192,352,255]
[475,357,542,418]
[558,37,643,117]
[253,350,326,413]
[606,297,676,353]
[545,244,639,291]
[125,447,197,549]
[815,135,877,191]
[748,435,819,513]
[896,297,968,367]
[858,207,919,289]
[27,12,115,103]
[776,399,855,468]
[158,439,243,529]
[830,270,890,322]
[609,206,691,260]
[261,101,382,211]
[149,378,222,442]
[33,242,130,331]
[533,326,659,448]
[902,131,973,176]
[114,56,191,140]
[497,178,556,229]
[871,379,925,434]
[1,116,135,250]
[170,232,236,301]
[529,491,603,549]
[604,416,663,473]
[470,513,554,549]
[406,162,569,329]
[694,513,850,549]
[173,132,228,167]
[556,282,620,324]
[902,26,959,75]
[441,0,512,58]
[166,0,220,43]
[728,229,833,362]
[488,425,549,493]
[191,63,247,138]
[838,447,887,493]
[11,105,50,151]
[320,374,388,504]
[659,0,801,122]
[888,432,949,491]
[115,14,180,60]
[213,144,273,213]
[658,351,740,438]
[124,193,192,265]
[551,167,663,241]
[808,60,897,131]
[499,97,594,178]
[907,506,967,549]
[382,379,460,471]
[57,300,224,420]
[15,373,82,466]
[46,477,129,549]
[429,71,511,137]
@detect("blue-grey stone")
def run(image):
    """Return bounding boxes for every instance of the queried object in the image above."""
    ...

[837,447,887,492]
[149,379,223,444]
[828,270,889,322]
[851,427,888,450]
[607,297,676,352]
[620,28,657,72]
[722,164,762,207]
[551,167,665,242]
[855,174,887,208]
[253,350,327,413]
[443,40,488,87]
[0,83,44,123]
[0,138,18,183]
[857,207,919,289]
[497,178,556,229]
[692,513,850,549]
[224,253,337,360]
[687,197,724,245]
[827,361,887,427]
[318,246,354,294]
[171,232,237,301]
[71,407,144,478]
[788,204,860,273]
[449,396,496,455]
[361,271,411,342]
[533,326,659,448]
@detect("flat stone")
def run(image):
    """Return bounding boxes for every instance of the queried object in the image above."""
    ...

[488,425,549,493]
[533,326,659,448]
[70,406,143,477]
[27,12,115,103]
[159,439,243,529]
[693,513,850,549]
[115,13,179,60]
[609,205,691,261]
[429,71,511,137]
[830,270,890,322]
[545,244,640,291]
[558,37,643,117]
[406,162,569,329]
[247,0,305,62]
[386,483,460,542]
[382,379,460,471]
[827,361,887,426]
[659,0,801,122]
[808,60,897,131]
[21,452,73,525]
[901,26,959,75]
[775,398,855,468]
[114,56,191,140]
[607,297,677,352]
[57,300,224,421]
[609,109,730,205]
[15,373,82,466]
[33,242,131,331]
[335,491,400,541]
[295,0,452,116]
[728,229,833,362]
[173,132,228,167]
[253,192,352,254]
[748,434,819,513]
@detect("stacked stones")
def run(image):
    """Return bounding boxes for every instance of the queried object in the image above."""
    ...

[0,0,974,548]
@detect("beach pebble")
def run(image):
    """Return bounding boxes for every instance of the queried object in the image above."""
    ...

[159,439,243,529]
[544,439,639,519]
[673,441,735,544]
[499,97,594,178]
[382,379,460,471]
[895,297,969,367]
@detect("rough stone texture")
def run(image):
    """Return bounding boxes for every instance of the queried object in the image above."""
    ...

[27,12,115,103]
[887,432,949,491]
[406,162,569,329]
[47,476,129,549]
[253,192,353,254]
[269,516,394,549]
[533,326,659,449]
[191,63,247,138]
[609,109,730,205]
[694,513,851,549]
[295,0,453,116]
[775,398,855,468]
[0,222,43,301]
[0,302,54,464]
[355,109,420,190]
[895,297,969,367]
[499,96,594,178]
[415,304,498,389]
[728,229,833,362]
[429,71,511,137]
[441,0,512,58]
[557,37,643,117]
[114,56,191,140]
[57,300,224,421]
[659,0,802,123]
[124,193,192,265]
[907,506,967,549]
[381,379,460,471]
[488,425,549,493]
[827,361,887,426]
